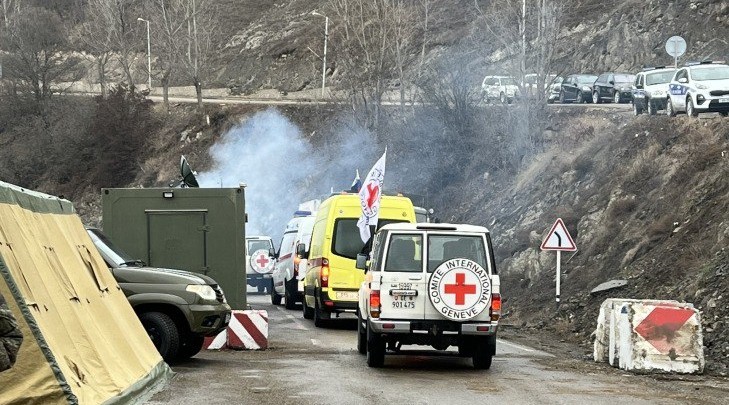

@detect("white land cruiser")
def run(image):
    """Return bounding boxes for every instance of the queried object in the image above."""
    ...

[246,236,276,293]
[356,223,501,369]
[631,67,676,115]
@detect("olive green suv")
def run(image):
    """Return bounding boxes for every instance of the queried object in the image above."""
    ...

[87,228,231,361]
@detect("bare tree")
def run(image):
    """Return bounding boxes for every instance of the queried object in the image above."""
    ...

[1,6,81,116]
[79,0,117,98]
[146,0,186,111]
[1,0,21,27]
[327,0,421,132]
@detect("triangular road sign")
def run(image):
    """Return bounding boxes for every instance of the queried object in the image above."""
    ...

[541,218,577,251]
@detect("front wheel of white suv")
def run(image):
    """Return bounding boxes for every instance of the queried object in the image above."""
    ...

[686,96,699,117]
[666,98,676,117]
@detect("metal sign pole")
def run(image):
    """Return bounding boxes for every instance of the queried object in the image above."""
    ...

[556,250,561,305]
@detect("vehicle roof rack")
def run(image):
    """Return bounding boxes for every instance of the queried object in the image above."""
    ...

[642,65,667,71]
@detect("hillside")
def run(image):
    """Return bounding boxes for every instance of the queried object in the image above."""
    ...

[1,0,728,376]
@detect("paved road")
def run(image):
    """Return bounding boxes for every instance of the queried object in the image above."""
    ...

[147,295,727,404]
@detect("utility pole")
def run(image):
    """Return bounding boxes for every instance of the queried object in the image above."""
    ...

[138,17,152,89]
[312,11,329,98]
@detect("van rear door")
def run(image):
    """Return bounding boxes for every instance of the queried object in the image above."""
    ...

[378,232,427,320]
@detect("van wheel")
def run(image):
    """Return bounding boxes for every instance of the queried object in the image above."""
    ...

[357,312,367,355]
[313,294,327,328]
[366,324,385,367]
[472,336,496,370]
[666,98,676,117]
[593,91,601,104]
[139,311,180,362]
[302,294,314,319]
[284,278,297,309]
[687,96,698,117]
[271,283,282,305]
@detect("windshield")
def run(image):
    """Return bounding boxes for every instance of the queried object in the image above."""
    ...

[576,75,597,84]
[427,235,487,273]
[86,228,138,267]
[501,78,518,86]
[614,74,634,83]
[248,239,272,253]
[646,71,676,85]
[332,218,407,259]
[692,66,729,81]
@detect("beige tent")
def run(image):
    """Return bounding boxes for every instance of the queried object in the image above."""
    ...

[0,181,171,404]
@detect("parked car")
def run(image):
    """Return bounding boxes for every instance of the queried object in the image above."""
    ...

[592,73,635,104]
[87,227,231,361]
[481,75,520,104]
[666,61,729,117]
[523,73,559,101]
[558,74,597,103]
[631,67,676,115]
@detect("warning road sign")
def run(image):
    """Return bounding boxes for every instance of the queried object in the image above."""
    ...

[540,218,577,251]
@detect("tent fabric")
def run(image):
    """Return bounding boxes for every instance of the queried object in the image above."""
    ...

[0,181,171,404]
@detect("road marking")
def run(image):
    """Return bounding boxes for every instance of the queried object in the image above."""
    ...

[497,339,555,357]
[275,306,309,330]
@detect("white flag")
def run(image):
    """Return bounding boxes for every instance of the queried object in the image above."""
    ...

[357,150,387,243]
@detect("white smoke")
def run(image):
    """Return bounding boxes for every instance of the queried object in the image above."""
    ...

[198,108,377,244]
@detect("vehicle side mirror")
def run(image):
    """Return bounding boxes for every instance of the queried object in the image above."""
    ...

[269,247,277,258]
[636,84,643,89]
[296,243,308,259]
[678,77,688,84]
[355,253,368,271]
[609,80,615,85]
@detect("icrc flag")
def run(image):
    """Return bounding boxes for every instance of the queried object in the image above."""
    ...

[357,150,387,243]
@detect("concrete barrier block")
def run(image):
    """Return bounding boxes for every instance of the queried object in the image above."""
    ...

[594,299,703,374]
[227,310,269,350]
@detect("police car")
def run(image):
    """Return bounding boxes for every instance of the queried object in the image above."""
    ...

[356,223,500,369]
[631,67,676,115]
[666,61,729,117]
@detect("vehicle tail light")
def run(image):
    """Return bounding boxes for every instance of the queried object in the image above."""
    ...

[490,293,501,322]
[370,290,381,318]
[320,258,330,288]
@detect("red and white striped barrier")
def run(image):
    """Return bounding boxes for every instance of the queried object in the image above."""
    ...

[204,310,269,351]
[594,299,704,374]
[228,310,269,350]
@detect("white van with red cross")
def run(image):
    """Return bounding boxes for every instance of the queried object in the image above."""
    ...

[356,223,501,369]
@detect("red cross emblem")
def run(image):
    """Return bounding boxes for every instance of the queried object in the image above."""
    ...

[444,272,476,306]
[256,254,269,268]
[365,183,380,209]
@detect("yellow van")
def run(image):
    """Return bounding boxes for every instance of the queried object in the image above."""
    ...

[302,193,415,326]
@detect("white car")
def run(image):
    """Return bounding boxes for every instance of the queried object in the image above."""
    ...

[666,61,729,117]
[631,67,677,115]
[271,211,316,309]
[481,75,520,104]
[356,223,501,369]
[246,236,276,293]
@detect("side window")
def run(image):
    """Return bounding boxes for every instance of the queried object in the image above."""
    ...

[676,69,687,82]
[597,74,606,83]
[384,234,422,273]
[634,75,641,87]
[278,233,297,258]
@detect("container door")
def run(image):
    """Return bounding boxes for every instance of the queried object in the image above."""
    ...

[147,210,207,274]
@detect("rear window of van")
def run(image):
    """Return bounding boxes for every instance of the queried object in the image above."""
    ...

[427,235,487,273]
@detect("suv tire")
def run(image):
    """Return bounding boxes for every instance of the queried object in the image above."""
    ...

[271,283,282,305]
[666,98,676,117]
[139,311,180,362]
[472,336,495,370]
[633,102,641,116]
[178,335,205,360]
[366,324,385,367]
[357,312,367,355]
[613,91,621,104]
[593,91,601,104]
[648,100,658,115]
[284,278,298,309]
[499,92,507,104]
[687,96,698,117]
[576,90,583,103]
[558,90,566,104]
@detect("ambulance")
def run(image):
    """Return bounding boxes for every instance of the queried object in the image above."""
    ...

[302,193,416,327]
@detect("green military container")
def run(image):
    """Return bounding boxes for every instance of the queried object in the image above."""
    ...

[101,186,247,309]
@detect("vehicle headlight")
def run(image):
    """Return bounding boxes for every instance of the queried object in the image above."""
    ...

[186,284,217,301]
[582,86,591,91]
[696,84,708,90]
